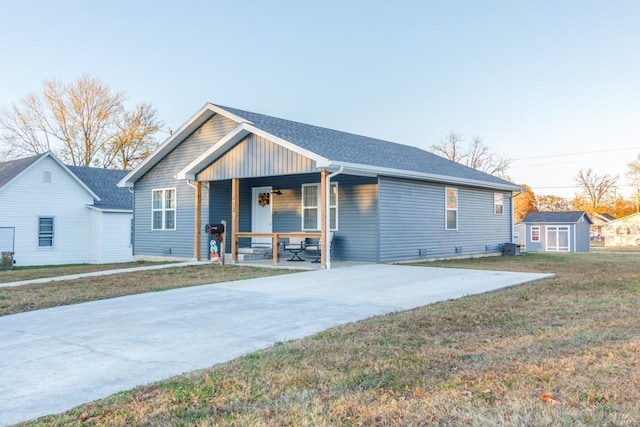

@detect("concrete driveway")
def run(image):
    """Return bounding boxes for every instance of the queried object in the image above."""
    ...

[0,264,553,425]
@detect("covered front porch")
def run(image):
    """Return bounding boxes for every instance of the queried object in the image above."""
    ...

[191,170,340,269]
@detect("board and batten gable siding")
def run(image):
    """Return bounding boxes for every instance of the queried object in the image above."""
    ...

[0,155,94,266]
[378,177,512,262]
[208,173,378,261]
[198,134,316,180]
[134,114,236,258]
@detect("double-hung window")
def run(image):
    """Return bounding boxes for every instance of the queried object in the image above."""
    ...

[494,193,504,215]
[152,188,176,230]
[38,217,54,247]
[301,183,338,230]
[531,226,540,242]
[445,187,458,230]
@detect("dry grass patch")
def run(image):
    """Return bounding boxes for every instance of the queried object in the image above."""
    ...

[0,261,173,284]
[0,264,298,316]
[20,252,640,426]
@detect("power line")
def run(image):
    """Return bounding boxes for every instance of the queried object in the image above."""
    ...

[511,146,640,161]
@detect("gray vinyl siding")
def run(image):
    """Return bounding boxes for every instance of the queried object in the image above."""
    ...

[134,114,236,258]
[575,218,591,252]
[378,177,512,261]
[198,134,316,180]
[208,173,378,260]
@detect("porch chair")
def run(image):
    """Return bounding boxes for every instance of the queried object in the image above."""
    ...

[283,236,306,261]
[305,232,335,263]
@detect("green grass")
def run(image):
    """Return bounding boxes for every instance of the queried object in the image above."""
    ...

[17,252,640,426]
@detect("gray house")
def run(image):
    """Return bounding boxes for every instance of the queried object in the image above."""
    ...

[514,211,592,253]
[118,103,520,268]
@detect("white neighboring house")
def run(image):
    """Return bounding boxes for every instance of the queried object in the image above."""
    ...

[0,152,133,266]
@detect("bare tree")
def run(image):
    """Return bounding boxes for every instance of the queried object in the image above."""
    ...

[575,168,618,212]
[0,74,160,169]
[430,131,466,162]
[627,152,640,183]
[102,103,161,169]
[430,132,511,178]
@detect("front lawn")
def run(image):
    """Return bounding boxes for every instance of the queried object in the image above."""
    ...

[21,252,640,426]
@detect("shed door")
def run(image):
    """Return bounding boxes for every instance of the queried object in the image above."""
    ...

[546,226,570,252]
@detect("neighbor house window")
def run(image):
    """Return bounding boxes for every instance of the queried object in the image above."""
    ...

[38,217,54,247]
[301,182,338,230]
[531,226,540,242]
[445,187,458,230]
[152,188,176,230]
[494,193,504,215]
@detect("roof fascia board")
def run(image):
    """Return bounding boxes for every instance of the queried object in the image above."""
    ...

[118,103,257,188]
[177,124,251,180]
[327,161,521,191]
[118,104,221,187]
[86,205,133,213]
[177,123,330,180]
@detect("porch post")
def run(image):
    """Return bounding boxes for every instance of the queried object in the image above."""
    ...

[231,177,240,262]
[320,169,328,268]
[194,181,202,261]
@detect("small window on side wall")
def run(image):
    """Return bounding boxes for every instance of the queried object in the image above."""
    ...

[531,226,540,242]
[445,187,458,230]
[38,217,54,247]
[494,193,504,215]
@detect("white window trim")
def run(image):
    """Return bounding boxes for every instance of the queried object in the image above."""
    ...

[38,216,54,249]
[546,225,570,252]
[151,187,177,231]
[301,182,338,231]
[445,187,458,230]
[494,192,504,215]
[530,225,541,242]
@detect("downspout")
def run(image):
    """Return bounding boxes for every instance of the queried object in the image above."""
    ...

[511,190,520,243]
[325,166,344,269]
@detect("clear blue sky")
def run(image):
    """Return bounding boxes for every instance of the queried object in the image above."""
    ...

[1,0,639,197]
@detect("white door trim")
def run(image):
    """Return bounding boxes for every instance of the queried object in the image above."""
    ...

[251,186,272,246]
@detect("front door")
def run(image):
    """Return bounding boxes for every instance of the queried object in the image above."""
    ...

[251,186,272,247]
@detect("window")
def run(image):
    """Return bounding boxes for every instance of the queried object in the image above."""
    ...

[43,171,52,182]
[531,226,540,242]
[152,188,176,230]
[38,217,54,247]
[445,187,458,230]
[301,183,338,230]
[494,193,504,215]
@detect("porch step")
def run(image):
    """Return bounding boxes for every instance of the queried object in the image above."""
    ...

[237,247,273,260]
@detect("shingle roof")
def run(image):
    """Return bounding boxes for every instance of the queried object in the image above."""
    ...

[521,211,592,224]
[0,153,45,189]
[67,166,133,210]
[218,105,514,187]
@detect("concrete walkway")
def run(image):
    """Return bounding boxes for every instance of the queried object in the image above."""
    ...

[0,264,553,426]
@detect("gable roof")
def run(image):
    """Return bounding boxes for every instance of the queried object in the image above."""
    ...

[119,102,520,191]
[521,211,593,224]
[0,153,45,189]
[602,212,640,225]
[67,166,132,211]
[0,152,99,200]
